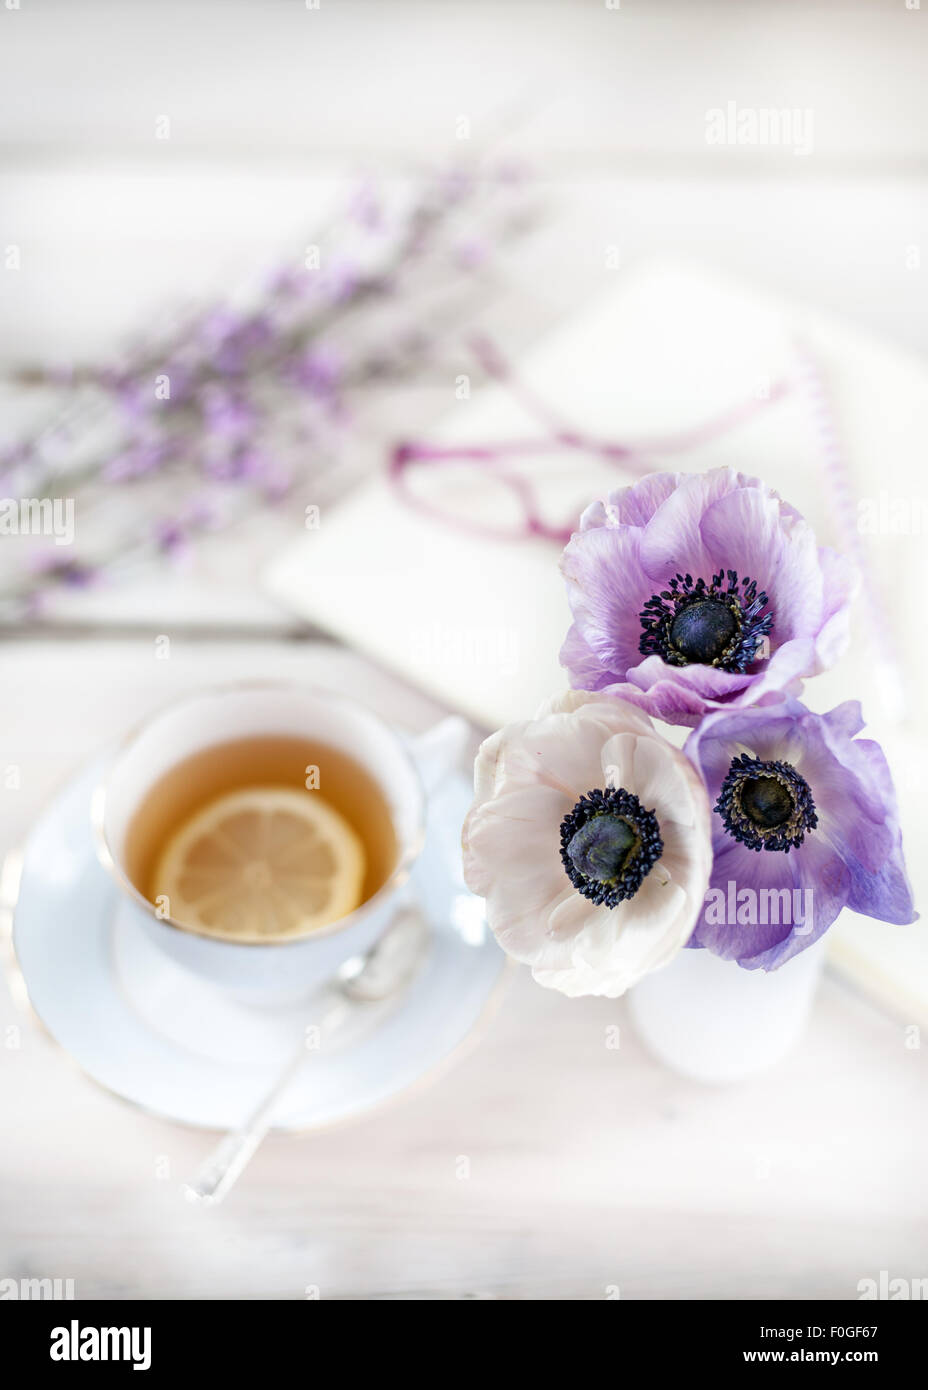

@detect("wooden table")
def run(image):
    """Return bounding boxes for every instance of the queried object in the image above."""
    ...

[1,0,926,1302]
[0,640,925,1300]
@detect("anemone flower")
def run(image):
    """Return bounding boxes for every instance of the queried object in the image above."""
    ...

[560,468,857,726]
[684,699,917,970]
[462,691,712,997]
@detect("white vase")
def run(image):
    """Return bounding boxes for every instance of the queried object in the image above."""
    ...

[627,941,825,1083]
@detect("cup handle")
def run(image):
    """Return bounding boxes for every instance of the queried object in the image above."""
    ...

[406,716,470,798]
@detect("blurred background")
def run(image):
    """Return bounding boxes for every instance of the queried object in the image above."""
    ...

[1,0,926,1300]
[1,0,927,622]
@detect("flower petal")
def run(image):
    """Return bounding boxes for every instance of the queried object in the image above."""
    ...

[560,526,649,685]
[580,471,685,532]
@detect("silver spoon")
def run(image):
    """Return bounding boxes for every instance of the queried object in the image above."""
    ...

[183,905,429,1206]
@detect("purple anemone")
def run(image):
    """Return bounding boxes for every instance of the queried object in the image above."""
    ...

[684,699,916,970]
[560,468,857,726]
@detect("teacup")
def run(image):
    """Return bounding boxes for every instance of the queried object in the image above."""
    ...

[93,682,467,1001]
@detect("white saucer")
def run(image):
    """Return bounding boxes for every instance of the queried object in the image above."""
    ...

[9,759,507,1131]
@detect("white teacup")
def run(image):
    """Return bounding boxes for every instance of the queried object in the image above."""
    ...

[93,682,467,1001]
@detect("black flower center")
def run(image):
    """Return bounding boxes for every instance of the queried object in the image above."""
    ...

[560,787,663,906]
[739,775,794,829]
[670,599,739,664]
[567,814,638,882]
[639,570,773,673]
[716,754,817,853]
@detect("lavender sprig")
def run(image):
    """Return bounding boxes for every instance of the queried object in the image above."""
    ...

[0,158,537,619]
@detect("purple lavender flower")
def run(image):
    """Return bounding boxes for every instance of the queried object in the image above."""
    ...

[104,437,175,481]
[233,448,291,499]
[560,468,857,726]
[322,260,359,305]
[684,699,916,970]
[265,265,312,301]
[153,518,187,556]
[30,553,96,589]
[113,376,151,423]
[196,308,242,351]
[199,386,255,444]
[153,498,214,557]
[288,345,343,400]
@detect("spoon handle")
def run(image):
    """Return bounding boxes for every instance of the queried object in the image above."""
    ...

[183,906,428,1206]
[184,998,349,1206]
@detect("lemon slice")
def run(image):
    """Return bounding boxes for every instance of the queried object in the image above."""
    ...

[151,787,366,941]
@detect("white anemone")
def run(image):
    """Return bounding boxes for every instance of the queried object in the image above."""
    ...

[462,691,713,998]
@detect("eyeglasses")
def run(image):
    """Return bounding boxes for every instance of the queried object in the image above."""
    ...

[389,335,792,545]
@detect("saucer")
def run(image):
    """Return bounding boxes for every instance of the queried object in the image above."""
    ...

[8,758,507,1131]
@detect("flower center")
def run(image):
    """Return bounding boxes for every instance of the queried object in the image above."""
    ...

[559,787,663,906]
[669,599,738,664]
[567,814,638,882]
[639,570,773,673]
[715,754,817,853]
[739,775,794,829]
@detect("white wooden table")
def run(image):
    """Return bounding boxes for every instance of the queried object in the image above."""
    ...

[0,640,925,1301]
[1,0,927,1302]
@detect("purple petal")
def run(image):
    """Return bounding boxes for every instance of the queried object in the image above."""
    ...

[560,526,650,684]
[698,486,821,642]
[579,471,685,532]
[691,838,800,963]
[638,469,752,582]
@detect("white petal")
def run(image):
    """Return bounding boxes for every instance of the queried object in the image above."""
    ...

[598,732,638,789]
[463,784,568,895]
[632,733,696,825]
[490,884,581,968]
[534,690,656,736]
[472,725,513,804]
[513,711,617,798]
[547,889,612,943]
